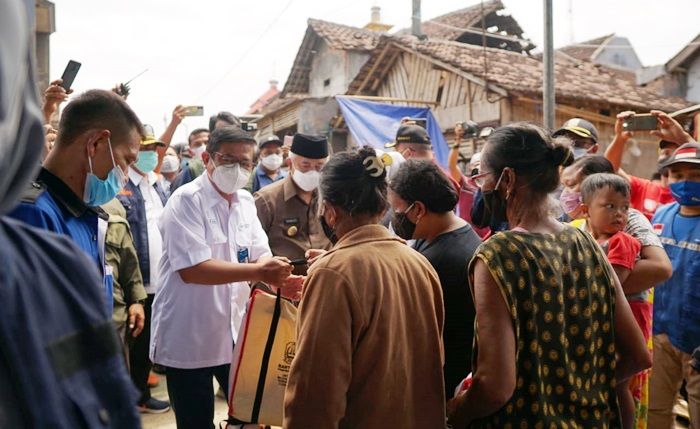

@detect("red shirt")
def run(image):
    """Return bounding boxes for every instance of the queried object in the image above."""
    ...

[604,231,642,270]
[629,176,674,220]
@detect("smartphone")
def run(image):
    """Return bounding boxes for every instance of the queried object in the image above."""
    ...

[622,114,658,131]
[60,60,81,90]
[183,106,204,117]
[289,258,308,266]
[283,135,293,147]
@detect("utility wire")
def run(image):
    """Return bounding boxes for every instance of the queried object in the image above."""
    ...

[196,0,295,101]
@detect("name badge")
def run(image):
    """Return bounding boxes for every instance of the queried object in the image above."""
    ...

[238,248,249,264]
[283,218,300,225]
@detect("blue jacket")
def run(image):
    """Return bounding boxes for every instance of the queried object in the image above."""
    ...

[652,202,700,354]
[116,178,168,290]
[0,217,140,428]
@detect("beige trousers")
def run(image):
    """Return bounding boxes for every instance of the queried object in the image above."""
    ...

[648,334,700,429]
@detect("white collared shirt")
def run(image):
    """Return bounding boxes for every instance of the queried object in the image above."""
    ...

[128,167,165,294]
[150,173,272,369]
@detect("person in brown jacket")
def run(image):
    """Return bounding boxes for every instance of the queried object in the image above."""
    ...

[284,147,447,428]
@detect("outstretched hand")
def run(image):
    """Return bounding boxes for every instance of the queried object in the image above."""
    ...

[650,110,694,144]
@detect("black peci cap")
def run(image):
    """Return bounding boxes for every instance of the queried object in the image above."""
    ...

[291,133,329,159]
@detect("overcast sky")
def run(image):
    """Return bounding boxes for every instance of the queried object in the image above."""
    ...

[49,0,698,143]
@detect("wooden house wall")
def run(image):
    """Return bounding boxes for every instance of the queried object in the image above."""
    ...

[375,53,500,130]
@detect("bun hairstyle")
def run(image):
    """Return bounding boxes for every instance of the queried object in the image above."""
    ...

[319,146,389,217]
[482,122,572,195]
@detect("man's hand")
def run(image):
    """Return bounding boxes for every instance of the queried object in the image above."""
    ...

[256,256,293,285]
[128,303,145,337]
[171,105,187,126]
[305,249,327,266]
[273,275,305,301]
[614,111,636,142]
[454,122,465,143]
[650,110,694,145]
[42,79,72,123]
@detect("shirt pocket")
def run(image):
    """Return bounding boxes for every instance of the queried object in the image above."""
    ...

[204,212,228,246]
[233,225,253,263]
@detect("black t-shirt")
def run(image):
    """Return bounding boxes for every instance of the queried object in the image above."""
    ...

[413,224,481,397]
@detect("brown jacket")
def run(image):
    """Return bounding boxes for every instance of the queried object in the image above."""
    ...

[284,224,446,428]
[254,175,330,262]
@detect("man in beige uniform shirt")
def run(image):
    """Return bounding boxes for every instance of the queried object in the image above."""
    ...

[254,133,330,269]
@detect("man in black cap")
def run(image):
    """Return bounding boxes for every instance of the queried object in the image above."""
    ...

[249,135,287,193]
[385,124,434,160]
[254,133,331,269]
[552,117,599,159]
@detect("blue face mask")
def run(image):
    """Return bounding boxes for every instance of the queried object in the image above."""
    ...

[134,150,158,173]
[670,181,700,206]
[84,138,127,206]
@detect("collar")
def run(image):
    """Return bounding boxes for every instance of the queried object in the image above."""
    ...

[283,175,299,202]
[128,167,158,187]
[38,167,105,219]
[200,172,239,208]
[324,224,404,256]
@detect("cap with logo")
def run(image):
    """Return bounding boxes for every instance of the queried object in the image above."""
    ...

[660,142,700,168]
[141,124,166,147]
[552,118,599,143]
[291,134,329,159]
[385,124,431,148]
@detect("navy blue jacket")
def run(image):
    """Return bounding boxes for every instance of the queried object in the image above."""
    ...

[0,217,140,428]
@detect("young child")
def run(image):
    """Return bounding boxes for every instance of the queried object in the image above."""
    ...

[578,173,646,429]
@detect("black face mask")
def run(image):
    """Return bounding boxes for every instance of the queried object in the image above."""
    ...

[392,203,417,240]
[471,172,509,230]
[320,212,338,245]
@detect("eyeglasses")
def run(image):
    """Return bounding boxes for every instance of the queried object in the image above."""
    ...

[213,152,253,171]
[470,171,491,187]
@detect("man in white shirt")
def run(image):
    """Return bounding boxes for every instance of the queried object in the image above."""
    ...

[116,125,171,413]
[150,126,296,429]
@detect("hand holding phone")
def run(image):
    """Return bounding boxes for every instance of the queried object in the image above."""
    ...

[60,60,81,91]
[183,106,204,117]
[622,114,658,132]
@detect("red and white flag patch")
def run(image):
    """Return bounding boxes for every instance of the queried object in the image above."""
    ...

[653,223,664,235]
[675,147,697,160]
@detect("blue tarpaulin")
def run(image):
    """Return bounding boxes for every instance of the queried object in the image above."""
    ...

[336,96,449,168]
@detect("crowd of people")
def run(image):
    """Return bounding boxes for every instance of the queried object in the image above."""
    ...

[3,4,700,428]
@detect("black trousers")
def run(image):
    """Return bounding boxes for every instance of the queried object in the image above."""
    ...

[129,293,154,403]
[166,364,230,429]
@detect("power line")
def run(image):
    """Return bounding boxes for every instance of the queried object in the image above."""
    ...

[196,0,295,101]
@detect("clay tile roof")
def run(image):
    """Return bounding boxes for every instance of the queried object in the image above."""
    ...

[557,34,614,62]
[247,83,281,115]
[357,37,688,112]
[308,18,381,51]
[420,0,505,40]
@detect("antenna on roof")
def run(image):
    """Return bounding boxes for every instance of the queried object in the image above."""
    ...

[568,0,574,44]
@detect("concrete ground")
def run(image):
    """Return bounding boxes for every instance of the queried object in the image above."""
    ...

[140,373,690,429]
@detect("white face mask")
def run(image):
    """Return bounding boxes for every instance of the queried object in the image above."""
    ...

[191,145,206,160]
[261,153,283,171]
[211,163,251,194]
[292,169,321,192]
